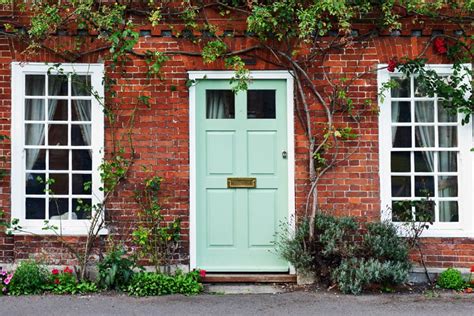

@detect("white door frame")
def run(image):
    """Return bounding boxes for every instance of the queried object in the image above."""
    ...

[188,70,295,273]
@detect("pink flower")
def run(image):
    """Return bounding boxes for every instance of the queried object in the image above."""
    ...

[0,270,6,276]
[433,38,447,54]
[387,59,398,72]
[63,267,73,274]
[54,278,60,285]
[52,269,59,275]
[199,269,206,278]
[4,277,11,285]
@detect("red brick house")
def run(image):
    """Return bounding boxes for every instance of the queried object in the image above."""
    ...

[0,2,472,278]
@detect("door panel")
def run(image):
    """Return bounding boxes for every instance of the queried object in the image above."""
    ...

[196,79,288,272]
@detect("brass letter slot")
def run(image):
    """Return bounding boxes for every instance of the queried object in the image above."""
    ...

[227,177,256,188]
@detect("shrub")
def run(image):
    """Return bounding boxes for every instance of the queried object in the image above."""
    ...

[8,260,49,295]
[126,270,202,296]
[97,245,138,290]
[44,266,98,294]
[436,268,466,290]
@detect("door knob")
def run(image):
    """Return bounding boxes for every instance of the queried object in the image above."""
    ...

[282,151,287,159]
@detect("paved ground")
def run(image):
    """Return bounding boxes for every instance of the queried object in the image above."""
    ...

[0,291,472,316]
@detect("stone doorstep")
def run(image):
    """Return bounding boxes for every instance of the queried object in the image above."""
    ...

[201,273,297,284]
[204,284,288,295]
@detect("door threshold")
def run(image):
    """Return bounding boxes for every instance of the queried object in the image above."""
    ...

[202,273,297,283]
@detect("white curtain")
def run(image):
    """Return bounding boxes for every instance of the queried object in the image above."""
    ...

[206,91,228,119]
[71,98,92,146]
[414,104,434,172]
[391,102,399,144]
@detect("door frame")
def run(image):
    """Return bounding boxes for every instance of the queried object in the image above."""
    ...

[188,71,295,273]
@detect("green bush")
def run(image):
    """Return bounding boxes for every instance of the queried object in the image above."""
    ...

[436,268,466,290]
[44,267,98,294]
[8,261,49,295]
[97,245,138,290]
[126,270,202,296]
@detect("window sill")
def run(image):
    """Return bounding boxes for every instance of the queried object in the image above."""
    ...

[394,223,474,238]
[10,223,109,236]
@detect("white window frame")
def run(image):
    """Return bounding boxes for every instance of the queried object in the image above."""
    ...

[378,63,474,237]
[11,62,105,235]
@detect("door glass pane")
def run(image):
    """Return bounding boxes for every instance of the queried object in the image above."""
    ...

[415,126,434,147]
[72,174,92,194]
[49,149,69,170]
[414,151,434,172]
[247,90,276,119]
[438,126,457,147]
[49,100,68,121]
[49,173,69,195]
[392,127,411,147]
[438,176,457,197]
[25,198,45,219]
[25,99,45,121]
[26,149,46,170]
[73,198,92,219]
[415,101,434,122]
[391,77,410,97]
[415,176,434,197]
[391,152,410,172]
[439,151,457,172]
[439,201,458,222]
[206,90,234,119]
[391,176,411,197]
[25,75,45,96]
[25,124,45,145]
[72,75,92,96]
[71,125,91,146]
[49,198,69,219]
[72,100,91,121]
[26,173,45,194]
[72,150,92,170]
[48,124,68,146]
[438,100,457,122]
[391,101,410,122]
[48,75,68,96]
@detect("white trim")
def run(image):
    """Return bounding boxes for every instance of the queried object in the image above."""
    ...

[188,70,295,273]
[378,63,474,237]
[11,62,105,235]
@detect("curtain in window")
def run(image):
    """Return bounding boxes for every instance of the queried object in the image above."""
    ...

[206,91,227,119]
[391,102,399,143]
[414,106,434,171]
[71,85,92,147]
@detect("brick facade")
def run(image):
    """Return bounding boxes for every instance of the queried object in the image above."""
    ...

[0,14,473,269]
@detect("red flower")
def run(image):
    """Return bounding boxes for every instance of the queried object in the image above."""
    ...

[433,37,447,54]
[54,278,60,285]
[199,269,206,278]
[52,269,59,275]
[470,265,474,273]
[387,59,398,72]
[63,267,73,274]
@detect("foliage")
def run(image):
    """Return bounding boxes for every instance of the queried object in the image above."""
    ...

[276,215,411,294]
[8,261,49,296]
[97,244,139,290]
[44,266,97,294]
[125,270,203,296]
[436,268,466,291]
[133,175,181,273]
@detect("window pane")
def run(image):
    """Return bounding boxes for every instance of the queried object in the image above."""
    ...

[48,75,68,96]
[48,124,68,146]
[438,100,457,122]
[26,173,45,194]
[415,200,435,222]
[392,127,411,147]
[414,151,434,172]
[26,149,46,170]
[72,150,92,170]
[72,75,92,96]
[415,176,434,197]
[439,151,457,172]
[206,90,234,119]
[49,198,69,219]
[73,198,92,219]
[439,201,458,222]
[438,176,457,197]
[25,99,45,121]
[391,77,410,97]
[49,100,68,121]
[391,101,410,122]
[415,126,434,147]
[391,176,411,197]
[438,126,457,147]
[391,200,412,222]
[49,173,69,195]
[49,149,69,170]
[247,90,276,119]
[414,78,430,97]
[415,101,434,122]
[25,198,45,219]
[71,125,91,146]
[25,75,45,96]
[72,174,92,194]
[72,100,91,121]
[391,152,410,172]
[25,124,45,145]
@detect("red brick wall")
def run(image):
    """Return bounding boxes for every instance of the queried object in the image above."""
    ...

[0,19,472,269]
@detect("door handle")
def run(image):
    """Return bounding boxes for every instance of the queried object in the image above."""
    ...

[282,151,287,159]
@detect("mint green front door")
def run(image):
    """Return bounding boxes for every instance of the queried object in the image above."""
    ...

[196,79,289,272]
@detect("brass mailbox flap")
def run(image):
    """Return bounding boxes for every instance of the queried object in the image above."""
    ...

[227,177,256,188]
